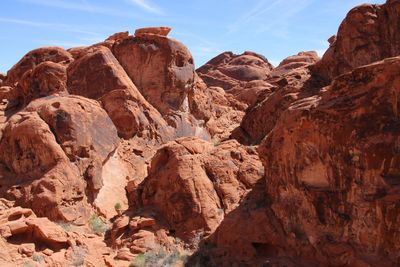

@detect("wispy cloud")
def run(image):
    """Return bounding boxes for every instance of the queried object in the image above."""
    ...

[17,0,139,18]
[33,39,89,47]
[228,0,313,36]
[0,17,102,36]
[125,0,163,14]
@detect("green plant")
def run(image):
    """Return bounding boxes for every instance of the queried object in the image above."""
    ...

[130,249,188,267]
[32,254,44,263]
[132,253,146,267]
[212,139,221,146]
[89,214,107,234]
[114,202,122,211]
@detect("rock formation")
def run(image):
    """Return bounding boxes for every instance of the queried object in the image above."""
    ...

[0,1,399,265]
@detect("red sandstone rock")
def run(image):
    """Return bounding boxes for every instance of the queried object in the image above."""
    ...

[5,47,73,86]
[312,1,400,81]
[67,46,173,140]
[197,51,273,91]
[272,51,319,77]
[113,33,195,115]
[0,4,399,265]
[135,27,171,37]
[0,95,118,221]
[255,57,400,266]
[19,61,68,104]
[231,61,318,144]
[137,136,263,240]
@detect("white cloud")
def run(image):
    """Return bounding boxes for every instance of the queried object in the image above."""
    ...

[228,0,313,36]
[17,0,137,18]
[0,17,102,36]
[125,0,163,14]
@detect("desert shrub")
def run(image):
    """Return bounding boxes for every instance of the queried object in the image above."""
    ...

[22,263,33,267]
[185,242,218,267]
[212,139,221,146]
[89,214,107,234]
[114,202,122,211]
[130,249,188,267]
[32,254,44,263]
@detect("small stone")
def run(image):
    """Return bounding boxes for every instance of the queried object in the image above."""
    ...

[18,243,35,257]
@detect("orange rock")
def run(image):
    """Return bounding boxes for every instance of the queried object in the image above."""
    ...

[113,33,195,115]
[4,47,73,86]
[312,1,400,81]
[67,46,174,140]
[19,61,68,104]
[134,27,171,37]
[137,136,264,240]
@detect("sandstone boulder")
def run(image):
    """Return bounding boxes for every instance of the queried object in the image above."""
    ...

[5,47,73,86]
[135,27,171,37]
[137,137,264,240]
[272,51,319,77]
[67,45,174,140]
[312,1,400,81]
[0,207,69,250]
[197,51,273,91]
[19,61,68,104]
[258,56,400,266]
[113,33,195,115]
[0,95,119,221]
[232,63,319,145]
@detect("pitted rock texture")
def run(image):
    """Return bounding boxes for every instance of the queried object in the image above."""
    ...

[0,2,399,265]
[0,95,118,221]
[135,26,172,37]
[312,0,400,81]
[197,51,273,91]
[232,59,320,145]
[4,47,73,86]
[258,57,400,267]
[113,33,195,115]
[67,45,173,140]
[136,137,264,241]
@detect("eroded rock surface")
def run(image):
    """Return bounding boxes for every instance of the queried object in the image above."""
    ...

[136,137,264,240]
[0,2,399,265]
[113,33,195,115]
[312,0,400,81]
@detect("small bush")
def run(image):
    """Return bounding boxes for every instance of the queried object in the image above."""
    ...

[212,139,221,146]
[32,254,44,263]
[114,202,122,211]
[22,263,33,267]
[130,249,188,267]
[89,214,107,234]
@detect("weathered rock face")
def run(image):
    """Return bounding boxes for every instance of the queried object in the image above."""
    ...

[1,3,400,265]
[67,45,173,140]
[312,0,400,81]
[19,61,68,104]
[257,57,400,266]
[136,137,264,240]
[232,58,320,145]
[113,34,195,115]
[272,51,319,77]
[135,26,172,37]
[4,47,73,86]
[188,75,246,140]
[0,95,119,221]
[197,51,273,91]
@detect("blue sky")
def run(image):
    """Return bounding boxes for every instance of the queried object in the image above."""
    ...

[0,0,385,72]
